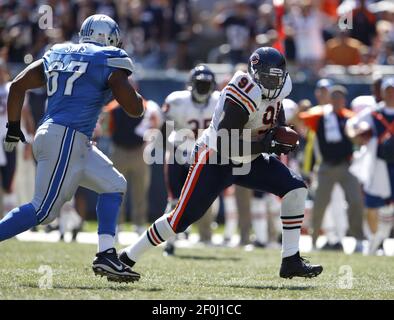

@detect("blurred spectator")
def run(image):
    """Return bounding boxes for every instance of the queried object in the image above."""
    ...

[256,3,275,35]
[349,0,377,47]
[348,75,382,243]
[213,0,256,65]
[0,60,15,216]
[0,0,392,73]
[325,30,364,66]
[320,0,340,19]
[0,59,34,219]
[165,0,193,69]
[299,85,364,250]
[3,4,38,63]
[300,79,333,180]
[351,74,382,114]
[96,0,118,20]
[376,19,394,65]
[346,77,394,255]
[125,0,167,69]
[284,0,331,73]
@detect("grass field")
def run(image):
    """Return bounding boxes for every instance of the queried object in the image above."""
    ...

[0,239,393,300]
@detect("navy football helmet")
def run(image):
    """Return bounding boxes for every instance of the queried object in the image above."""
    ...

[189,65,216,104]
[248,47,287,100]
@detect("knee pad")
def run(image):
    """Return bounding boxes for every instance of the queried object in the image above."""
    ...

[116,174,127,194]
[281,187,308,217]
[39,210,60,225]
[31,198,61,225]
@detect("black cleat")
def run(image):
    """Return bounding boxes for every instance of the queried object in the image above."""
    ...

[252,240,267,249]
[321,241,343,251]
[280,252,323,279]
[163,242,175,256]
[119,251,136,268]
[92,248,140,283]
[71,222,83,242]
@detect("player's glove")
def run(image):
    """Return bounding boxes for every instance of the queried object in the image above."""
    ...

[260,128,278,154]
[4,121,26,152]
[260,127,298,156]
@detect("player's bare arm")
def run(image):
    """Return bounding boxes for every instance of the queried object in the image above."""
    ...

[7,59,46,122]
[217,99,270,156]
[4,59,46,152]
[108,69,144,118]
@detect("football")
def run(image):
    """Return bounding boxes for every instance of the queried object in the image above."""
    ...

[273,126,299,146]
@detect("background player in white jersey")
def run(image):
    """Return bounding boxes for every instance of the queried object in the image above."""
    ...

[350,75,383,240]
[120,47,323,280]
[346,76,394,255]
[0,14,144,283]
[162,65,219,255]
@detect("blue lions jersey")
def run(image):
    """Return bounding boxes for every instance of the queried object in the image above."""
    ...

[41,42,133,137]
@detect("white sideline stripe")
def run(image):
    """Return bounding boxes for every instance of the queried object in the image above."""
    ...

[15,231,394,256]
[170,148,209,227]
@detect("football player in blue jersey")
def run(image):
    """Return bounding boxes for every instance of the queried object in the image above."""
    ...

[0,14,144,283]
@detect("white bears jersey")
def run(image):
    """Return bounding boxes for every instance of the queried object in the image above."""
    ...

[163,90,220,157]
[350,95,377,114]
[200,70,292,163]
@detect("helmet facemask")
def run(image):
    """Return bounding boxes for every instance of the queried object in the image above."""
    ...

[191,74,215,104]
[250,66,287,100]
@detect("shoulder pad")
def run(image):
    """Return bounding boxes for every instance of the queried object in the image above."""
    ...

[100,48,133,75]
[224,71,261,114]
[165,90,190,105]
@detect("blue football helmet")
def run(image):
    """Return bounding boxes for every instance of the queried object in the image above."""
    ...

[79,14,121,48]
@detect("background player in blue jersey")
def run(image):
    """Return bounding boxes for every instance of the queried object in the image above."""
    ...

[0,14,144,283]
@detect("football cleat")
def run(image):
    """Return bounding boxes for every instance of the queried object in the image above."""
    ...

[321,241,343,251]
[279,251,323,279]
[252,240,267,249]
[118,251,136,268]
[92,248,140,283]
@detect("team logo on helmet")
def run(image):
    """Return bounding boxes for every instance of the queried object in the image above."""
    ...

[250,53,260,65]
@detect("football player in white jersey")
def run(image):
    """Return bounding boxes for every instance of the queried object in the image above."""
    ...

[120,47,323,280]
[162,65,219,255]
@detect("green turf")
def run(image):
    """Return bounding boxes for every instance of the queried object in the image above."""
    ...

[0,240,393,299]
